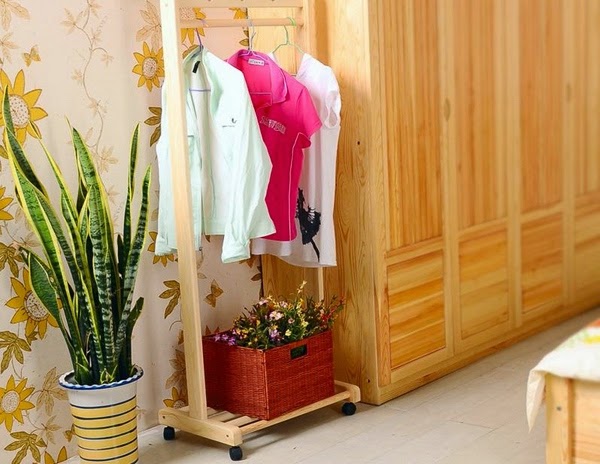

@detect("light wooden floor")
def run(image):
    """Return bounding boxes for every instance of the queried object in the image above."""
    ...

[82,308,600,463]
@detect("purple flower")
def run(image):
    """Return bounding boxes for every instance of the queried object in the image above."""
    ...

[269,329,279,340]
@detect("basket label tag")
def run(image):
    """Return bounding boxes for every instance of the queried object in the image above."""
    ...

[290,345,308,360]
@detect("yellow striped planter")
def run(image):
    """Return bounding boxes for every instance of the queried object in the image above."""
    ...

[59,367,143,464]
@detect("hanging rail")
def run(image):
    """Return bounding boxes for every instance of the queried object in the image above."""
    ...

[178,0,303,7]
[180,17,303,28]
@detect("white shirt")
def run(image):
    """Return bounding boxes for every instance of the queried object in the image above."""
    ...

[156,47,275,263]
[252,54,341,267]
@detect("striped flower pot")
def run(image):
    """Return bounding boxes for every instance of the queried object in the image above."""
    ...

[59,367,143,464]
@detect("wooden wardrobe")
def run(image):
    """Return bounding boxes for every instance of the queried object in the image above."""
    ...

[261,0,600,404]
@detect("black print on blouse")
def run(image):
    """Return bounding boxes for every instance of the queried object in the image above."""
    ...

[296,188,321,261]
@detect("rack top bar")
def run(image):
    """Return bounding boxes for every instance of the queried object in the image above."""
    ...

[178,0,303,8]
[180,17,303,28]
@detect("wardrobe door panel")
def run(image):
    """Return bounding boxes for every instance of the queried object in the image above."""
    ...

[458,226,510,349]
[519,0,564,212]
[521,214,563,319]
[381,0,443,251]
[453,0,506,230]
[446,0,513,351]
[387,249,446,369]
[571,1,600,311]
[573,0,600,197]
[574,196,600,310]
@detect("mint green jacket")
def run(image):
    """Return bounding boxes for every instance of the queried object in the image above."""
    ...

[156,47,274,263]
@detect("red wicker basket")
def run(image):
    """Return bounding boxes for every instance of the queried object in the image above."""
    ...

[203,330,335,420]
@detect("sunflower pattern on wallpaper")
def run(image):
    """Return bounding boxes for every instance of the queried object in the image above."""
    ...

[0,70,70,464]
[0,68,71,464]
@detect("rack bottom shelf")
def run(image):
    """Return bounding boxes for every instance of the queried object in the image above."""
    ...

[158,380,361,447]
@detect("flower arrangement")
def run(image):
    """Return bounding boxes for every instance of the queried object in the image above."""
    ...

[213,282,345,350]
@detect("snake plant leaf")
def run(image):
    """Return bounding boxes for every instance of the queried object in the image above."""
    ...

[126,297,144,375]
[123,166,151,307]
[36,138,94,297]
[123,124,140,263]
[72,128,121,313]
[6,90,149,384]
[6,130,105,378]
[27,249,93,385]
[25,248,67,338]
[8,166,90,374]
[78,193,90,243]
[117,234,125,279]
[113,167,151,371]
[2,90,46,195]
[87,184,116,371]
[24,179,100,365]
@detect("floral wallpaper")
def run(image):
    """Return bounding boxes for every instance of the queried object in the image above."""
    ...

[0,1,258,462]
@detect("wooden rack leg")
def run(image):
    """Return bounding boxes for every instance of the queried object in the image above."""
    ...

[158,0,208,421]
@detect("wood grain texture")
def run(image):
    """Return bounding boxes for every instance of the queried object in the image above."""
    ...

[314,0,381,401]
[573,379,600,464]
[572,0,600,197]
[458,225,510,345]
[381,0,443,250]
[368,0,392,388]
[437,0,458,364]
[546,375,574,464]
[453,0,507,230]
[380,305,586,405]
[182,0,303,7]
[574,195,600,309]
[521,214,564,318]
[562,1,576,309]
[387,250,445,369]
[519,0,564,212]
[159,0,208,421]
[504,0,522,328]
[545,376,600,464]
[256,0,600,407]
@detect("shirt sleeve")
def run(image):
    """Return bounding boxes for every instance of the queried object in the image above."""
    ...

[155,83,203,256]
[221,80,276,263]
[324,71,342,129]
[296,87,322,149]
[155,86,177,256]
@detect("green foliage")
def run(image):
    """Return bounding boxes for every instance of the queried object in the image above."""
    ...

[3,89,151,385]
[213,282,345,350]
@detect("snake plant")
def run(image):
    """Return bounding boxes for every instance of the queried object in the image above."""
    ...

[3,90,151,386]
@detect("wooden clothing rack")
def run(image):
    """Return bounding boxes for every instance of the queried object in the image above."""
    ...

[157,0,360,460]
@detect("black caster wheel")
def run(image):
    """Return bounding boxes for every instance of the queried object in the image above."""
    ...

[163,426,175,441]
[229,446,243,461]
[341,402,357,416]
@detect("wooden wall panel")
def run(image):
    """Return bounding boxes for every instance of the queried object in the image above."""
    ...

[459,225,509,341]
[453,0,506,230]
[388,250,445,369]
[573,1,600,197]
[574,196,600,308]
[381,0,443,250]
[519,0,564,212]
[522,214,563,317]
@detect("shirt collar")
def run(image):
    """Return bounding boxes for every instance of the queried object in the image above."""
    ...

[183,46,223,117]
[227,50,288,105]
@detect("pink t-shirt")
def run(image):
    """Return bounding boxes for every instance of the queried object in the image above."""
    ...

[227,50,322,241]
